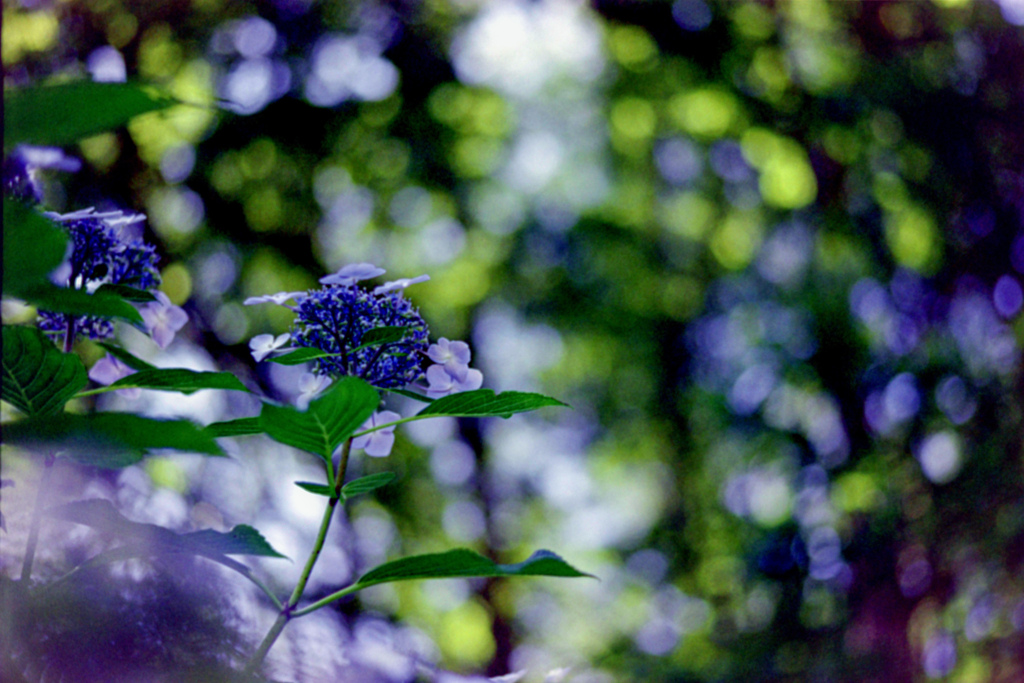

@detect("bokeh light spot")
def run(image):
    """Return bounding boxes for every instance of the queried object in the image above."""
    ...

[437,600,496,666]
[884,205,939,272]
[917,431,962,484]
[670,88,741,140]
[710,210,763,270]
[609,25,658,70]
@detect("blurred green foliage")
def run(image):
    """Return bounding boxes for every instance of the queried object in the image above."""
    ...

[4,0,1024,681]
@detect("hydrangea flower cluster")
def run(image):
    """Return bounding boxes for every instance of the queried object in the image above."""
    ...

[292,284,429,388]
[37,208,164,342]
[247,263,484,457]
[2,145,81,204]
[3,147,187,354]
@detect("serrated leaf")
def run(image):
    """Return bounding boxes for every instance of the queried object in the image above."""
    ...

[3,412,224,467]
[110,368,249,394]
[267,347,331,366]
[205,417,263,438]
[47,499,287,563]
[48,498,179,542]
[260,377,379,460]
[5,81,177,149]
[94,283,157,302]
[3,200,68,296]
[2,325,87,416]
[416,390,568,419]
[96,343,156,371]
[295,481,333,497]
[181,524,287,558]
[341,472,396,500]
[354,549,593,590]
[25,283,144,325]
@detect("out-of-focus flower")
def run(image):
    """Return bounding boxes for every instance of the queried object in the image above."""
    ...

[2,145,81,204]
[141,291,189,349]
[88,354,141,399]
[296,372,331,410]
[351,410,402,457]
[427,338,471,381]
[249,332,291,361]
[423,337,483,398]
[243,291,307,307]
[319,262,386,286]
[373,274,430,295]
[38,209,161,343]
[425,363,483,398]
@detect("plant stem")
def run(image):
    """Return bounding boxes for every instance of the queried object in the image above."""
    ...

[290,583,360,617]
[243,439,353,676]
[63,319,76,353]
[20,453,56,583]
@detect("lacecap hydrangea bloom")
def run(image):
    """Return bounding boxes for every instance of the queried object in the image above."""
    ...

[2,148,184,348]
[247,263,484,457]
[2,145,81,204]
[37,208,167,343]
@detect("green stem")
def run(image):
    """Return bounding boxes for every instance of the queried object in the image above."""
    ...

[73,386,121,399]
[243,439,353,675]
[333,439,352,499]
[245,612,289,676]
[290,583,361,618]
[20,453,56,583]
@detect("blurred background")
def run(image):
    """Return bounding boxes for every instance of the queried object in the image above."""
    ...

[3,0,1024,681]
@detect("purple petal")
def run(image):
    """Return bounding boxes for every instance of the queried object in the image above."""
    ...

[152,324,176,349]
[89,356,132,385]
[320,263,386,285]
[364,431,395,457]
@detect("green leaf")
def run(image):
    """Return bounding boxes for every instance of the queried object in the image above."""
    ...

[205,417,263,438]
[109,368,249,394]
[96,343,156,371]
[388,388,434,403]
[94,283,157,303]
[341,472,396,500]
[260,377,379,460]
[3,412,224,467]
[47,499,287,561]
[48,498,178,542]
[2,200,69,296]
[267,327,413,365]
[416,390,569,419]
[4,81,177,149]
[1,325,87,416]
[24,283,144,325]
[350,326,410,353]
[39,503,287,609]
[181,524,287,558]
[294,473,395,500]
[295,481,333,497]
[354,548,593,590]
[266,347,331,365]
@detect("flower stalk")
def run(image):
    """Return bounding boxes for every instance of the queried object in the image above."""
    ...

[244,439,354,675]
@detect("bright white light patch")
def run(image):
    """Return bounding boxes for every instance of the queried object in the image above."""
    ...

[918,431,962,485]
[87,46,126,82]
